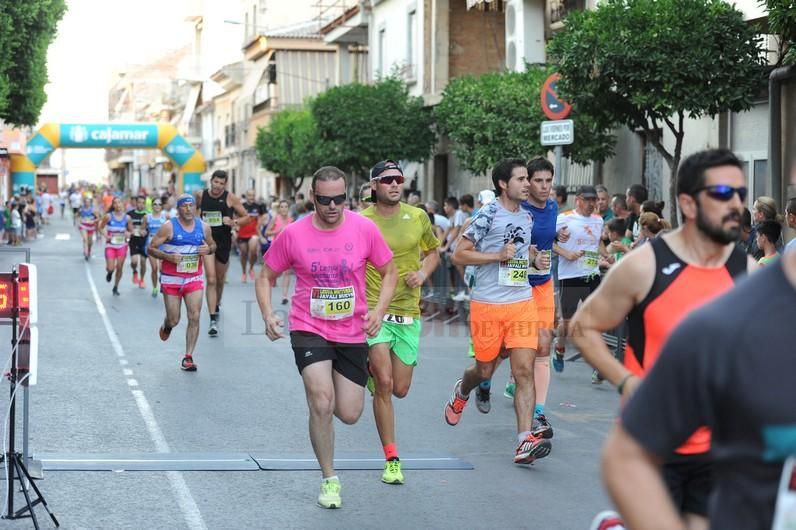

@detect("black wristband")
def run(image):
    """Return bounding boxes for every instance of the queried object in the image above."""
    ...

[617,374,633,395]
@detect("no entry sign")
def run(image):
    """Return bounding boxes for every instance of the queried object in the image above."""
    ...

[540,73,572,121]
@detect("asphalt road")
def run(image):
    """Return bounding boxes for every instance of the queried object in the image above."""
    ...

[1,215,620,529]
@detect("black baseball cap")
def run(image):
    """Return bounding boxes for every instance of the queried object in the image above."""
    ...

[370,160,403,180]
[576,185,598,199]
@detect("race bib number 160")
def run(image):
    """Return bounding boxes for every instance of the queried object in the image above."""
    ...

[310,286,355,321]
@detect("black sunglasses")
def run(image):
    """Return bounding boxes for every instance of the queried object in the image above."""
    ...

[376,175,405,186]
[315,193,347,206]
[693,185,747,203]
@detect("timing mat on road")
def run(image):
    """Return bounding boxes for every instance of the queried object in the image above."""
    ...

[35,453,260,471]
[32,452,473,471]
[251,452,473,471]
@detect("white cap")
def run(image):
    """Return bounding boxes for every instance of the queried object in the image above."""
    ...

[478,189,496,206]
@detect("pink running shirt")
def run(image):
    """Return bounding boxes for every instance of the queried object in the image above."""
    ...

[265,209,393,343]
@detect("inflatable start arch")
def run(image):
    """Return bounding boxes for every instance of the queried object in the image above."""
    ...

[10,123,206,193]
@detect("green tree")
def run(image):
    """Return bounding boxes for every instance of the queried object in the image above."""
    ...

[311,78,436,179]
[0,0,67,125]
[434,66,615,175]
[547,0,765,225]
[763,0,796,66]
[255,108,322,192]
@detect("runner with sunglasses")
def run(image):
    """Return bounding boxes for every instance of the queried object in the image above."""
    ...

[571,149,758,530]
[361,160,440,485]
[256,166,398,509]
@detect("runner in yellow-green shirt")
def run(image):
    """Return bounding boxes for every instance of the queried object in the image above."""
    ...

[361,160,440,485]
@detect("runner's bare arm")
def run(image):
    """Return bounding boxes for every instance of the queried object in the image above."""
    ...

[98,214,109,232]
[255,264,283,340]
[602,426,686,530]
[406,249,440,289]
[229,194,253,227]
[265,216,280,237]
[146,223,178,263]
[361,260,399,338]
[571,245,654,393]
[747,254,760,273]
[451,237,512,266]
[200,223,217,255]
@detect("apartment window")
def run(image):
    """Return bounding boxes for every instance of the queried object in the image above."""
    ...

[407,8,417,82]
[378,27,386,79]
[737,152,769,206]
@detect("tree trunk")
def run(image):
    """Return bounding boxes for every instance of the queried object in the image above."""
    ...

[292,176,306,193]
[668,161,679,228]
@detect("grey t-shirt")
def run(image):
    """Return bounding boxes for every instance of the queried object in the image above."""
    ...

[623,260,796,529]
[462,200,533,304]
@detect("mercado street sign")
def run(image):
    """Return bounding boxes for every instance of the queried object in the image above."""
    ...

[541,119,574,146]
[59,124,159,148]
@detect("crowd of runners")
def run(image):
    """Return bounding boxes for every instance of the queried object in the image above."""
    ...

[61,150,796,528]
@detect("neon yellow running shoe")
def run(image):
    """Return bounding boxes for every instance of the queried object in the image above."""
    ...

[318,477,342,509]
[381,459,404,485]
[366,375,375,396]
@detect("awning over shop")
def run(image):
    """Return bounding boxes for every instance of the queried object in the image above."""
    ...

[178,83,202,134]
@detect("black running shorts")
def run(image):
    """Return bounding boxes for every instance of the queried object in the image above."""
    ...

[559,275,601,319]
[212,228,232,264]
[129,236,147,257]
[662,453,713,517]
[290,331,368,387]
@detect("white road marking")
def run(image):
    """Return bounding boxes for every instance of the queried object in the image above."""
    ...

[126,379,138,387]
[85,264,207,530]
[122,368,133,376]
[55,233,71,240]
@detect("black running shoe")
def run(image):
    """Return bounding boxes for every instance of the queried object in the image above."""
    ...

[532,414,554,439]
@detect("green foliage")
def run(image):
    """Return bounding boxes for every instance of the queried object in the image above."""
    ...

[255,108,321,191]
[763,0,796,65]
[434,66,614,175]
[0,0,67,126]
[311,78,436,178]
[548,0,764,137]
[547,0,765,224]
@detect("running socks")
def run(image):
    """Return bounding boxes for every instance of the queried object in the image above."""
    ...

[383,443,399,461]
[534,356,550,415]
[210,313,218,322]
[479,380,491,391]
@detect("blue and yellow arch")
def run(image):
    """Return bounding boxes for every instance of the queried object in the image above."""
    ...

[10,123,206,194]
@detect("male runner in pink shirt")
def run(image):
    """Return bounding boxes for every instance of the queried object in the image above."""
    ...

[256,166,398,509]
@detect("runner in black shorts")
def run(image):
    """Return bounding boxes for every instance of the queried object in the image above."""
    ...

[236,189,266,283]
[255,166,397,509]
[127,195,149,290]
[196,170,251,337]
[553,185,607,371]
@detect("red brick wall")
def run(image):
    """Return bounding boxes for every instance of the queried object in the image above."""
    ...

[449,2,506,79]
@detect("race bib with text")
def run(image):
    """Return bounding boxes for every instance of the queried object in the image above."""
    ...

[203,211,223,227]
[383,313,414,325]
[498,258,529,287]
[310,286,355,321]
[177,255,200,274]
